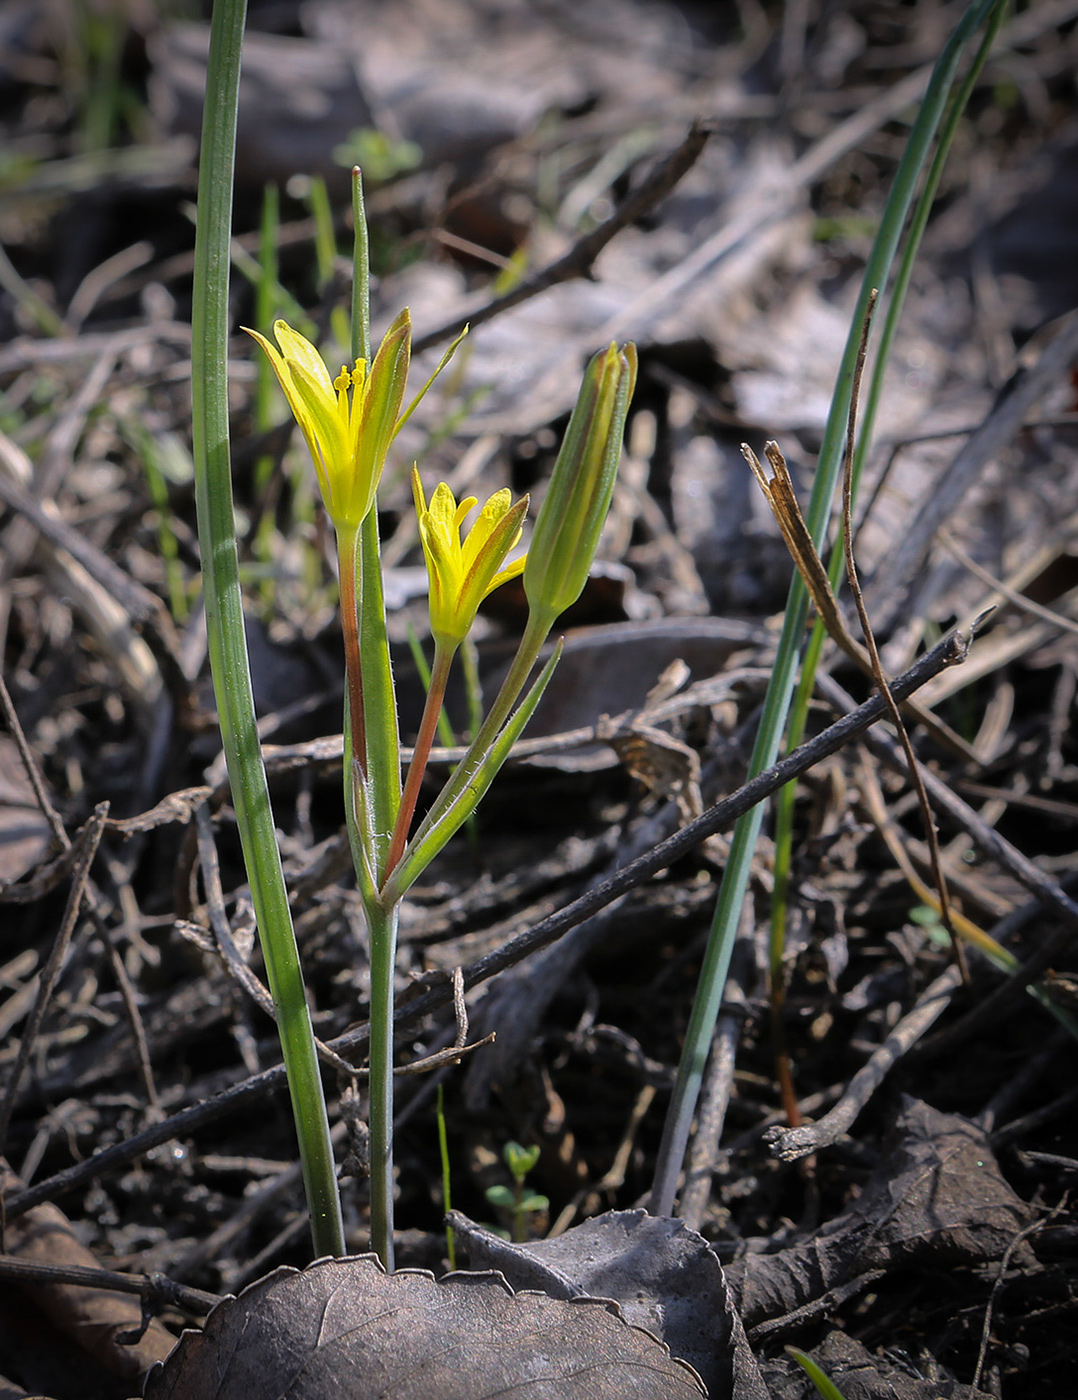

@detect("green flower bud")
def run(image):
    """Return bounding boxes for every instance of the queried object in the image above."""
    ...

[523,342,637,625]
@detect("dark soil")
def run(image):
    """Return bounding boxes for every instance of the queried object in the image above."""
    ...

[1,2,1076,1397]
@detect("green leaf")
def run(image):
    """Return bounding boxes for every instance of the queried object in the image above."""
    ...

[383,640,563,900]
[504,1141,540,1179]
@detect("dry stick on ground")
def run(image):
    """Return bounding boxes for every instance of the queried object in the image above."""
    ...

[410,120,715,355]
[763,964,966,1162]
[0,349,118,613]
[0,1254,219,1318]
[855,710,1078,931]
[855,751,1013,966]
[0,629,971,1221]
[0,805,108,1158]
[461,754,713,1111]
[0,672,160,1118]
[812,672,1078,1058]
[763,679,1078,1162]
[169,1120,349,1283]
[592,0,1078,350]
[937,525,1078,640]
[837,290,969,985]
[971,1206,1063,1396]
[677,904,757,1235]
[0,465,190,720]
[550,1082,658,1237]
[975,1030,1071,1135]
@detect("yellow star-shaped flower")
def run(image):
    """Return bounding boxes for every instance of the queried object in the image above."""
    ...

[412,468,528,650]
[245,311,411,533]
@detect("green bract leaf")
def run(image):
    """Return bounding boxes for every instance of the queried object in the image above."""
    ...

[382,640,563,900]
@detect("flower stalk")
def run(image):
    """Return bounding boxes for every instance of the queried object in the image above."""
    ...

[247,169,636,1269]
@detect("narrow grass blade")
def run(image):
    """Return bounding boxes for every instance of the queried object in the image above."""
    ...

[190,0,343,1257]
[649,0,1008,1217]
[786,1347,849,1400]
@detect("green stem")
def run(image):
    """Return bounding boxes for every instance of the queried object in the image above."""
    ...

[385,644,454,878]
[192,0,342,1257]
[345,160,402,1271]
[365,897,399,1269]
[358,503,401,884]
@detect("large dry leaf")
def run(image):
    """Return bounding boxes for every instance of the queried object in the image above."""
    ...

[449,1209,769,1400]
[0,1161,176,1382]
[727,1098,1031,1331]
[144,1255,706,1399]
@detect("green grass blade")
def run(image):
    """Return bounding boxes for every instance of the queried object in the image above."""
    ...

[437,1085,456,1269]
[767,0,1006,1034]
[649,0,1007,1217]
[786,1347,849,1400]
[190,0,343,1258]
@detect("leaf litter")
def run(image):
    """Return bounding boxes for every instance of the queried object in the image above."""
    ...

[1,1,1077,1397]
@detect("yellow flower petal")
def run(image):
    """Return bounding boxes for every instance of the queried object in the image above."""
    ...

[246,316,421,533]
[412,467,528,649]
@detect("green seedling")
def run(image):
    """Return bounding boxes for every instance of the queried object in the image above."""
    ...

[485,1141,549,1243]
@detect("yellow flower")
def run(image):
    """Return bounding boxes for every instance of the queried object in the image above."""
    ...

[412,468,528,649]
[245,310,412,532]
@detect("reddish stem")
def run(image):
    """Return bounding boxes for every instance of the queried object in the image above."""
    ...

[383,644,453,879]
[770,981,803,1129]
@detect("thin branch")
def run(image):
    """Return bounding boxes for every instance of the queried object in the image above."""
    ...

[0,806,108,1155]
[0,1253,219,1317]
[839,290,969,984]
[411,121,715,354]
[763,967,964,1161]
